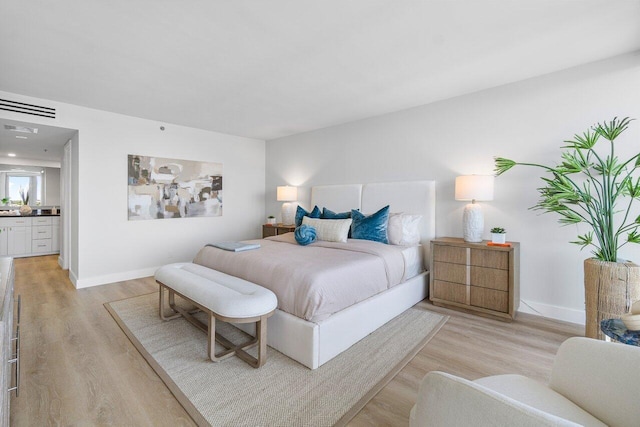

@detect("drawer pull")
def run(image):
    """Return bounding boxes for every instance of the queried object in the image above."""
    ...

[8,295,20,396]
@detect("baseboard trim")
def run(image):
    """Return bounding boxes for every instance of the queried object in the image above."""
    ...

[519,299,585,325]
[69,269,79,288]
[75,267,159,289]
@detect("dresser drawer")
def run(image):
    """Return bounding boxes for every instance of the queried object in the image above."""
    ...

[433,281,467,305]
[32,226,52,239]
[32,216,52,226]
[433,261,467,284]
[470,287,509,313]
[470,249,508,270]
[470,266,508,291]
[32,239,52,253]
[1,217,31,227]
[433,245,467,265]
[430,238,519,321]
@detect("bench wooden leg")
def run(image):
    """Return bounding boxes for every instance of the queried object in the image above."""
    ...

[208,314,270,368]
[158,283,201,321]
[158,284,181,320]
[157,281,272,368]
[256,315,268,368]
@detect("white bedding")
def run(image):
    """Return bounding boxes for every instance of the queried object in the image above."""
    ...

[401,244,424,281]
[193,233,421,322]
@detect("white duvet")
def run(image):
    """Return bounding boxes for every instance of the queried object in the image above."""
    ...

[192,233,408,322]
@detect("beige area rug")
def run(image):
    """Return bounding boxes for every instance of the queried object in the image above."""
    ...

[106,292,447,427]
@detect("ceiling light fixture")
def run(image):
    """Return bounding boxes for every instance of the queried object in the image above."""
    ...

[4,124,38,134]
[7,153,16,157]
[15,135,27,139]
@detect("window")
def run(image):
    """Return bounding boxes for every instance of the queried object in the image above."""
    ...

[6,174,41,205]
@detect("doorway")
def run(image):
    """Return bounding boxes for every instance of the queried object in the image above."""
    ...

[0,118,76,270]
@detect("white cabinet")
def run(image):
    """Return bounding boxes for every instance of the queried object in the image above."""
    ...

[31,216,52,254]
[7,219,32,257]
[0,228,7,257]
[0,216,59,257]
[32,217,52,227]
[29,216,53,255]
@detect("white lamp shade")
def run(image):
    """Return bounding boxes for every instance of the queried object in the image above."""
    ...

[277,186,298,202]
[455,175,494,202]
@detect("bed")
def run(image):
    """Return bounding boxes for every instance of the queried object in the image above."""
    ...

[195,180,435,369]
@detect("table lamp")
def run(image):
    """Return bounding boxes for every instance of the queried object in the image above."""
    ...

[455,175,494,242]
[277,185,298,225]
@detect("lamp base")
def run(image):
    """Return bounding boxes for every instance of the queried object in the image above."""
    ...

[281,202,298,226]
[462,203,484,243]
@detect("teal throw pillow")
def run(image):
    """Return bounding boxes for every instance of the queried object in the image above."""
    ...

[350,205,390,244]
[321,208,351,219]
[295,205,321,227]
[294,225,317,246]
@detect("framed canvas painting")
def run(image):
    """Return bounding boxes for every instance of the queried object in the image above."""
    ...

[128,154,223,220]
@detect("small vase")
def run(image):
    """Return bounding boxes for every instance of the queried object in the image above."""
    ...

[19,205,32,216]
[491,233,506,244]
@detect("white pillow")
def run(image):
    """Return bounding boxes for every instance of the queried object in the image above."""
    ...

[302,217,352,243]
[387,213,422,246]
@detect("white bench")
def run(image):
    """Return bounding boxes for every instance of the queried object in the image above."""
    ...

[154,263,277,368]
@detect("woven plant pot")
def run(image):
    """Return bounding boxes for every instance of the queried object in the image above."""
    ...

[584,259,640,339]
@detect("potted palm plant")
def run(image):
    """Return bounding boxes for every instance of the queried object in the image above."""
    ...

[495,117,640,339]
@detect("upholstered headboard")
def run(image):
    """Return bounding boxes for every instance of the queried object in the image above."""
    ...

[310,184,363,213]
[311,180,436,266]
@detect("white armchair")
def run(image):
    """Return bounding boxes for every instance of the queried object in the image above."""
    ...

[410,337,640,427]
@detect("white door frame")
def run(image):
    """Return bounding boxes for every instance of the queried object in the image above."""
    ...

[59,140,72,270]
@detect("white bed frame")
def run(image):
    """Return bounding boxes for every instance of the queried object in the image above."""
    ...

[240,180,436,369]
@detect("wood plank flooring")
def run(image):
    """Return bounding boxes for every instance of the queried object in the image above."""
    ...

[10,255,583,426]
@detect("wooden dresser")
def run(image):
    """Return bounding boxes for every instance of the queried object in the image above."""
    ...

[430,237,519,321]
[262,224,296,238]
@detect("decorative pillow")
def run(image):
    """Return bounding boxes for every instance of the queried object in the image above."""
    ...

[294,224,317,246]
[321,208,351,219]
[387,213,422,245]
[322,207,354,237]
[295,205,321,227]
[350,205,390,244]
[302,217,352,243]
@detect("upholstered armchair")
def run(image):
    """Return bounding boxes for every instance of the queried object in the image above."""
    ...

[410,337,640,427]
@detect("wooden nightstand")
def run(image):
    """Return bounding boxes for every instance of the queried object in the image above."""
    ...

[430,237,520,321]
[262,224,296,238]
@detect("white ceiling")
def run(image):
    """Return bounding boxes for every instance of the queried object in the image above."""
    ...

[0,119,74,164]
[1,1,639,141]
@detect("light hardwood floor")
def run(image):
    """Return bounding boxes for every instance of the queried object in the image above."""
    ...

[10,255,583,426]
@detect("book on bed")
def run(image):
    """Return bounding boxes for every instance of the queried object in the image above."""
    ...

[207,242,261,252]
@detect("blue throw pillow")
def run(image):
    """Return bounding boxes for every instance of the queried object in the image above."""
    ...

[321,207,351,219]
[294,225,317,246]
[295,205,321,227]
[351,205,390,244]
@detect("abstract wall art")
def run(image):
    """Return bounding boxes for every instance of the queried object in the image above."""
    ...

[127,154,223,220]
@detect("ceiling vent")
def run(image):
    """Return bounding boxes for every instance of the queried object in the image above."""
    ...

[0,98,56,119]
[4,124,38,134]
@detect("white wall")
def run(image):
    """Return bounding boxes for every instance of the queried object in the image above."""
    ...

[43,167,61,206]
[266,52,640,324]
[0,90,266,288]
